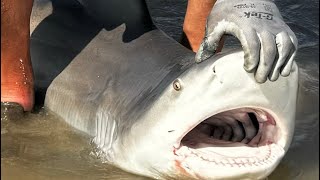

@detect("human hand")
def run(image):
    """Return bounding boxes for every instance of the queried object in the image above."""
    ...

[195,0,298,83]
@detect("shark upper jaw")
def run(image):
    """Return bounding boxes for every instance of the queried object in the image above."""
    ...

[171,106,287,179]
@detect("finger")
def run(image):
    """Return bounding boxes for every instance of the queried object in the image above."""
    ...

[269,31,294,81]
[280,31,298,76]
[195,22,225,63]
[255,31,277,83]
[235,28,261,72]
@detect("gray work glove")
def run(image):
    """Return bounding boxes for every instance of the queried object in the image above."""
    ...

[195,0,298,83]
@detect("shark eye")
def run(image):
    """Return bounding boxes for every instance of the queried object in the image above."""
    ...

[173,79,182,91]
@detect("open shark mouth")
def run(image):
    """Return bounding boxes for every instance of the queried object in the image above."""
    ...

[174,108,285,170]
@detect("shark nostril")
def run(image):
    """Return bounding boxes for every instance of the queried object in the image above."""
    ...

[212,65,216,74]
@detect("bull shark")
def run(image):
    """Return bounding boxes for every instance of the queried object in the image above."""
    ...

[30,0,299,179]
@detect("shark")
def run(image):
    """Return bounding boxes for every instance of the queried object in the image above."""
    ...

[30,0,299,179]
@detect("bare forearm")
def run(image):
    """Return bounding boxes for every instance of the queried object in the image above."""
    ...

[1,0,35,111]
[183,0,217,52]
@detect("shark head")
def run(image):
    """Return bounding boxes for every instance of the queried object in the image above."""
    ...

[106,50,298,179]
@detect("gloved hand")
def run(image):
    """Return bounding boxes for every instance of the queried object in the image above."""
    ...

[195,0,298,83]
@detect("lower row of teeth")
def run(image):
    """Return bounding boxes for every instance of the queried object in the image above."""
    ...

[176,144,284,167]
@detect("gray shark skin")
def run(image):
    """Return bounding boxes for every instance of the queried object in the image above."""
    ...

[45,26,194,135]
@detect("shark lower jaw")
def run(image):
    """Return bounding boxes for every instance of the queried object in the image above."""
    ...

[172,107,286,179]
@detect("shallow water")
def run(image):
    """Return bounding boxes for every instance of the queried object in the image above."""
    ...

[1,110,150,180]
[1,0,319,179]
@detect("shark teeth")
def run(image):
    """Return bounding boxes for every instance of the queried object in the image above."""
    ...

[175,140,285,167]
